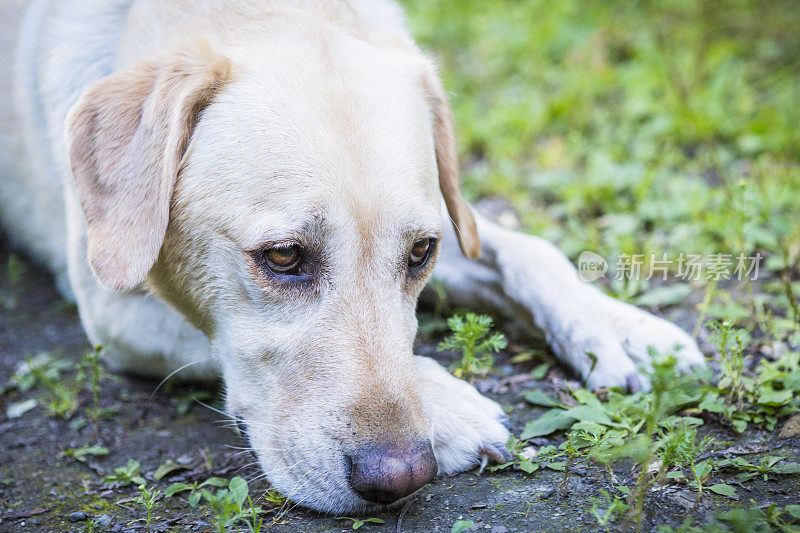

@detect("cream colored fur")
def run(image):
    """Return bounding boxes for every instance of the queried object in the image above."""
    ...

[0,0,704,513]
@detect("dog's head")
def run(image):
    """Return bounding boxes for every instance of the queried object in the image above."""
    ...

[66,30,477,512]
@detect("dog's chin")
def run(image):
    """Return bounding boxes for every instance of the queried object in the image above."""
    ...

[289,489,414,515]
[234,416,428,514]
[235,417,384,514]
[255,456,421,515]
[256,473,405,515]
[357,496,416,513]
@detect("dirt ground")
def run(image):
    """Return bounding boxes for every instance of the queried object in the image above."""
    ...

[1,246,798,533]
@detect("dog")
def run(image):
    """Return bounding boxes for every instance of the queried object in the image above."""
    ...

[0,0,705,513]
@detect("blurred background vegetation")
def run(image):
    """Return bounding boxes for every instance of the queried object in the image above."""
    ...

[401,0,799,316]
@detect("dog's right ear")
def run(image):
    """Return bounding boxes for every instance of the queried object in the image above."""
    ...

[66,41,232,291]
[421,67,481,260]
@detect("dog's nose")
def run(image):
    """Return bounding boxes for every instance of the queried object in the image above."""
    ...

[346,441,437,504]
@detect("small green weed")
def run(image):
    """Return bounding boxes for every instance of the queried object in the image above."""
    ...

[133,484,160,533]
[152,459,189,481]
[658,424,713,500]
[590,489,629,532]
[59,445,109,463]
[261,489,287,507]
[187,477,265,533]
[451,520,475,533]
[7,353,73,393]
[700,321,800,432]
[717,455,800,483]
[337,517,386,530]
[490,435,540,474]
[4,353,77,418]
[4,348,115,426]
[242,495,265,533]
[103,459,146,487]
[718,502,800,532]
[165,476,228,507]
[26,356,80,419]
[77,346,115,439]
[590,354,699,530]
[438,313,507,378]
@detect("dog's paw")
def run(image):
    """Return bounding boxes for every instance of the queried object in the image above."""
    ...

[551,292,706,391]
[414,356,512,474]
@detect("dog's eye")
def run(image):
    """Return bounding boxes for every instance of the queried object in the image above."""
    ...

[263,245,302,274]
[409,238,433,268]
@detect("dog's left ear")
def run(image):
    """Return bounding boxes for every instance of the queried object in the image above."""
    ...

[424,71,481,259]
[66,40,232,291]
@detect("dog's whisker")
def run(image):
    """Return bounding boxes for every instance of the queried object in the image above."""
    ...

[239,426,280,437]
[226,444,259,452]
[276,476,311,516]
[194,399,232,418]
[245,471,271,485]
[277,472,319,518]
[235,462,261,473]
[237,465,264,478]
[147,358,213,401]
[228,450,262,461]
[219,418,282,437]
[224,442,260,449]
[275,457,306,484]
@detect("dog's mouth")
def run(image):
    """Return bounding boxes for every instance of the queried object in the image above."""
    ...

[232,415,436,512]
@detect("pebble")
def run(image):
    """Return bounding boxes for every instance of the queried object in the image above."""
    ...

[177,453,194,465]
[539,487,555,500]
[97,514,112,527]
[68,511,87,522]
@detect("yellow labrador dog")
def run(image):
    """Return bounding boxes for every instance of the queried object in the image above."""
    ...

[0,0,704,513]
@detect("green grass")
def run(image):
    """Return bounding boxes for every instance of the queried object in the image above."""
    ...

[400,5,800,529]
[402,0,800,303]
[491,326,800,531]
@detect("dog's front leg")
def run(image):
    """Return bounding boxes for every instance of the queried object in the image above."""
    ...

[415,356,512,473]
[432,208,705,390]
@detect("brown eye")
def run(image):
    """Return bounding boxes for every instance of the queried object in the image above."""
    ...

[409,238,433,268]
[264,245,302,274]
